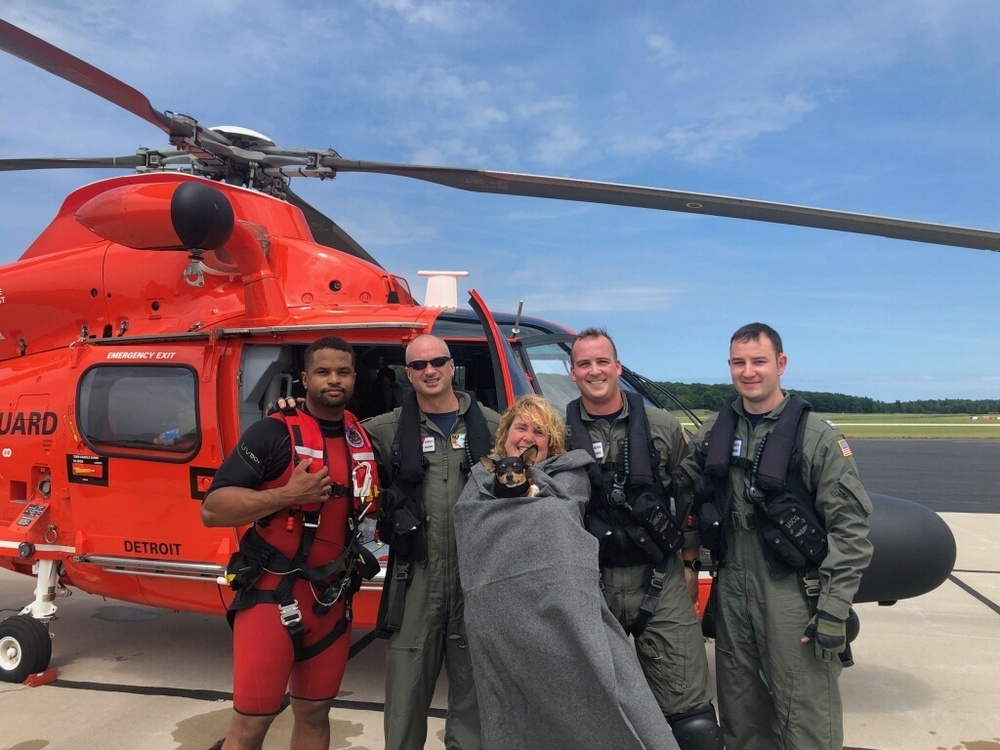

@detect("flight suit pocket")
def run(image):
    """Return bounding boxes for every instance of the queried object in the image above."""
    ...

[837,473,873,515]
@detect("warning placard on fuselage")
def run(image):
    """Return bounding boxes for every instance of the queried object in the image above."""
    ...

[67,454,109,486]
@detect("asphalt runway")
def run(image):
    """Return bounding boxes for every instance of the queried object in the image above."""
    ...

[849,439,1000,513]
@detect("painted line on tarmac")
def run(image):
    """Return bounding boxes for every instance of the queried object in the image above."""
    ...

[949,573,1000,616]
[51,679,232,702]
[47,679,446,718]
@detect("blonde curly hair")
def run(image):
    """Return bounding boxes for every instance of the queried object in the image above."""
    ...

[494,395,568,458]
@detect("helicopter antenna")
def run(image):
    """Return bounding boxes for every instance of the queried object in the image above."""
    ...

[418,271,468,308]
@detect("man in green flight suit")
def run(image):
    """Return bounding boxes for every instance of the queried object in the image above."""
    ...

[691,322,873,750]
[363,334,500,750]
[565,328,722,750]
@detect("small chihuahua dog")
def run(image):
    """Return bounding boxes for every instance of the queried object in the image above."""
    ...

[481,445,539,498]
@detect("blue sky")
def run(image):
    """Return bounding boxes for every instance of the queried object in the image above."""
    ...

[2,1,998,401]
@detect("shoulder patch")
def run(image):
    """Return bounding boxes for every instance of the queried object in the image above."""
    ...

[838,438,853,457]
[345,426,365,448]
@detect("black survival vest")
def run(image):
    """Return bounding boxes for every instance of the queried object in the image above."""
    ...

[224,407,379,662]
[566,392,684,568]
[698,393,827,575]
[376,389,492,563]
[374,390,492,635]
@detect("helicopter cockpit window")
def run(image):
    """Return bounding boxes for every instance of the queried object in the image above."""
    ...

[78,366,199,457]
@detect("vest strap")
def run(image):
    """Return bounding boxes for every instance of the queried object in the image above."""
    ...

[631,557,669,637]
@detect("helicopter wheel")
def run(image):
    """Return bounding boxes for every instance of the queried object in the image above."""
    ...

[0,615,53,683]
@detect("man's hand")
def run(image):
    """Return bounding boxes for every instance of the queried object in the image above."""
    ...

[681,547,701,605]
[801,611,847,661]
[284,458,332,506]
[272,396,304,413]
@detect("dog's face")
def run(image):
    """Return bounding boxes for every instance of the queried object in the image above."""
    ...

[481,445,538,497]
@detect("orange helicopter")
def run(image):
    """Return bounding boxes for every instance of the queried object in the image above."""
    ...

[0,19,971,682]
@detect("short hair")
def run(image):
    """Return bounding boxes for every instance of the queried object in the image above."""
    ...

[494,395,568,458]
[303,335,356,370]
[731,323,783,356]
[571,326,617,361]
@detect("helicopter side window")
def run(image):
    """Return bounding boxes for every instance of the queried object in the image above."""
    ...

[238,345,296,435]
[78,366,199,457]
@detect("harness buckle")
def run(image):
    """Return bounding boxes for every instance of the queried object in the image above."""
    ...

[394,561,412,582]
[279,600,303,627]
[648,567,667,592]
[303,515,320,530]
[730,511,757,530]
[801,576,821,598]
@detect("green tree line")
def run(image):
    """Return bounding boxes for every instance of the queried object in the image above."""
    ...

[656,382,1000,415]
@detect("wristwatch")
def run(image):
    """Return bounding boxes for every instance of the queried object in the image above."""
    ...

[683,559,703,571]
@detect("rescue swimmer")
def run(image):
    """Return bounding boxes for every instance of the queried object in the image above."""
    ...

[201,335,379,750]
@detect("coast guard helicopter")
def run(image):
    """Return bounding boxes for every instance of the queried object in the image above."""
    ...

[0,19,968,681]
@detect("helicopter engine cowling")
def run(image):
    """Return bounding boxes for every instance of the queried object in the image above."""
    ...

[855,492,957,604]
[75,180,234,251]
[75,178,288,324]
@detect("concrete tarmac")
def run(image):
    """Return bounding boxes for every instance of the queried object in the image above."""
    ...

[1,440,998,750]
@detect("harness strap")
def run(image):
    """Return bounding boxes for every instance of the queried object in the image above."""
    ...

[238,586,352,662]
[755,394,810,491]
[377,554,411,636]
[703,395,739,478]
[631,557,669,637]
[566,392,659,496]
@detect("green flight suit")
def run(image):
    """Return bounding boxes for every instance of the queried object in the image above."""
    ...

[571,397,715,721]
[694,393,873,750]
[364,391,500,750]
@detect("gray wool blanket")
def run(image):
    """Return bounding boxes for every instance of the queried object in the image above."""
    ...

[454,449,678,750]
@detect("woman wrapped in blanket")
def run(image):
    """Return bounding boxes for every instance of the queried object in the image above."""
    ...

[453,394,679,750]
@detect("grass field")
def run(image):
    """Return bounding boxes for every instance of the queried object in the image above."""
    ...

[677,412,1000,439]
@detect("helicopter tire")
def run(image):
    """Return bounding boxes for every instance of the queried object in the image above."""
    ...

[0,615,52,683]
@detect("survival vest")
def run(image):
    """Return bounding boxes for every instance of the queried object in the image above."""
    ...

[224,406,379,661]
[376,389,492,564]
[374,390,492,635]
[566,392,685,568]
[698,393,827,575]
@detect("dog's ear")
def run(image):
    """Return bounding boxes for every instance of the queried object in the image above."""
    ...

[520,445,539,466]
[480,456,497,472]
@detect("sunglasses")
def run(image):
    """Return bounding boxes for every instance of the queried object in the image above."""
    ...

[406,355,452,371]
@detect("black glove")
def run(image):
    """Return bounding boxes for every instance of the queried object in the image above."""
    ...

[803,611,847,662]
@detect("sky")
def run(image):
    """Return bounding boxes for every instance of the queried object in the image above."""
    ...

[1,1,999,402]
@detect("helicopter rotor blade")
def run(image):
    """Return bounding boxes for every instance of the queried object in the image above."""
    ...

[321,158,1000,253]
[0,20,236,161]
[0,19,173,134]
[4,19,998,254]
[0,155,147,172]
[284,187,383,268]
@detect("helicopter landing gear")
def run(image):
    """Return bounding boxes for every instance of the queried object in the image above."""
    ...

[0,615,52,683]
[0,558,62,682]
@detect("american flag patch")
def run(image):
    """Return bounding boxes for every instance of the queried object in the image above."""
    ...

[839,439,853,457]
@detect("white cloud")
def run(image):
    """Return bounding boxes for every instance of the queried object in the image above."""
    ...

[662,93,817,163]
[531,124,589,167]
[363,0,499,31]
